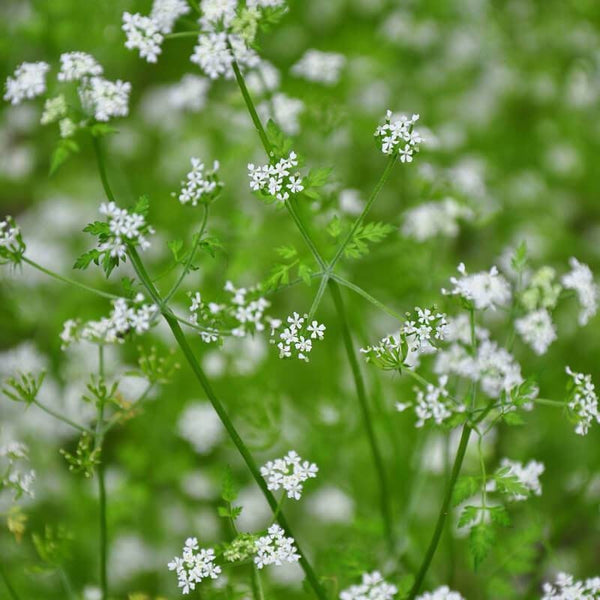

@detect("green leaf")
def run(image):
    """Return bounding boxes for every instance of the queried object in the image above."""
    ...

[82,221,110,236]
[221,466,238,503]
[89,123,117,138]
[458,505,480,528]
[133,195,150,217]
[344,221,395,259]
[488,505,511,527]
[73,249,101,271]
[494,469,529,498]
[502,411,525,426]
[469,522,496,569]
[199,236,222,258]
[266,119,292,156]
[49,139,80,175]
[306,167,332,188]
[168,239,183,261]
[276,245,297,260]
[326,216,342,238]
[297,262,313,285]
[266,263,292,289]
[452,476,480,506]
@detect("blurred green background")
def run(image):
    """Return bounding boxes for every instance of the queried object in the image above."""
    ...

[1,0,599,598]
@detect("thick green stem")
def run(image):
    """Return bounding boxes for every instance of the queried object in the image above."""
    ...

[127,247,327,600]
[329,156,396,270]
[0,563,20,600]
[328,279,395,552]
[250,566,266,600]
[408,423,472,599]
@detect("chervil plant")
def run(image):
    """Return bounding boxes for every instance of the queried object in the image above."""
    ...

[1,1,599,599]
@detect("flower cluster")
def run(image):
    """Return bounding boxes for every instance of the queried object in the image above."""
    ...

[60,294,157,347]
[270,312,326,362]
[515,309,557,355]
[94,201,155,263]
[188,281,272,343]
[176,158,223,206]
[443,263,511,310]
[191,32,259,80]
[416,587,466,600]
[565,367,599,436]
[122,12,164,63]
[260,450,318,500]
[561,257,599,326]
[0,441,36,500]
[150,0,191,33]
[254,524,300,569]
[398,375,464,428]
[375,110,423,163]
[167,538,221,595]
[402,198,474,242]
[0,217,26,266]
[79,76,132,122]
[541,572,600,599]
[498,458,544,501]
[4,61,50,105]
[291,49,346,85]
[248,151,305,204]
[339,571,398,600]
[360,307,447,370]
[58,51,103,81]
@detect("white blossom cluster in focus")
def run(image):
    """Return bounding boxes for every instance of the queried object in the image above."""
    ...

[260,450,318,500]
[270,312,326,362]
[4,62,50,105]
[167,538,221,595]
[122,12,164,63]
[443,263,511,310]
[248,151,305,204]
[339,571,398,600]
[176,158,223,206]
[254,524,300,569]
[375,110,423,163]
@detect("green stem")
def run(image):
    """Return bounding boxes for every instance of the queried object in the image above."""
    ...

[164,31,199,40]
[127,247,327,600]
[329,155,396,270]
[285,200,327,269]
[95,346,108,600]
[22,257,120,300]
[92,136,116,203]
[328,279,395,552]
[534,398,565,408]
[164,205,209,304]
[331,273,403,320]
[407,423,472,599]
[307,274,330,321]
[32,400,92,434]
[0,563,20,600]
[251,566,266,600]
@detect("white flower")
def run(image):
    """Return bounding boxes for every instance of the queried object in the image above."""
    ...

[269,312,325,361]
[402,198,474,242]
[561,257,599,326]
[340,571,397,600]
[168,538,221,594]
[375,110,422,161]
[416,586,465,600]
[58,52,103,82]
[247,0,286,7]
[307,320,326,340]
[191,32,258,80]
[443,263,511,310]
[122,12,164,63]
[4,62,50,105]
[407,375,464,428]
[542,572,600,599]
[79,77,131,122]
[1,441,36,499]
[515,309,557,355]
[199,0,237,30]
[41,95,68,125]
[291,50,346,85]
[248,152,304,204]
[499,458,544,501]
[260,450,318,500]
[0,217,25,264]
[254,524,300,569]
[176,158,222,206]
[150,0,190,34]
[474,340,523,398]
[565,367,599,436]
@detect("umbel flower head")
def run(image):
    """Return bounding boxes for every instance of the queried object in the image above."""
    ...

[260,450,318,500]
[269,312,326,362]
[167,537,221,595]
[254,524,300,569]
[4,61,50,105]
[541,572,600,599]
[565,366,599,436]
[248,151,305,205]
[339,571,398,600]
[175,158,223,206]
[375,110,423,163]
